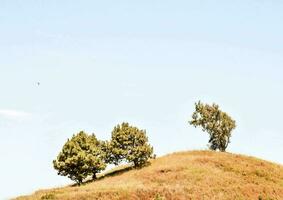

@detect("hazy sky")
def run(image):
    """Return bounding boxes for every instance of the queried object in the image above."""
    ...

[1,0,283,199]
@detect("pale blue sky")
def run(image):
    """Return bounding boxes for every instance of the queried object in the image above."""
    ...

[1,0,283,199]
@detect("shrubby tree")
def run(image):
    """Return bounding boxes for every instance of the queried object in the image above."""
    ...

[189,101,236,152]
[53,131,106,185]
[107,122,154,167]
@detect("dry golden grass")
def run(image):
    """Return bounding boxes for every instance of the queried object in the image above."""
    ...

[15,151,283,200]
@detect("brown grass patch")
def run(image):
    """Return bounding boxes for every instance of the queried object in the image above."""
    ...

[15,151,283,200]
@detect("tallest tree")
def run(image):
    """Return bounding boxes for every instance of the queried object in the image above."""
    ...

[189,101,236,152]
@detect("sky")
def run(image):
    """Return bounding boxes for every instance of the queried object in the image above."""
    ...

[1,0,283,199]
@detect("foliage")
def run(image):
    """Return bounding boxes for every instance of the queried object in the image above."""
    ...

[53,131,106,185]
[189,101,236,151]
[107,122,154,167]
[154,193,165,200]
[40,193,55,200]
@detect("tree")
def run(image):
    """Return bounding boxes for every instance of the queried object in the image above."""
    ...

[189,101,236,152]
[107,122,154,167]
[53,131,106,185]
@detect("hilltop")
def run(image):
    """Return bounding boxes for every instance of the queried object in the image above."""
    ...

[15,151,283,200]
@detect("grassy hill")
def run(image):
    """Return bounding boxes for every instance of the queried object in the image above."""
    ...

[15,151,283,200]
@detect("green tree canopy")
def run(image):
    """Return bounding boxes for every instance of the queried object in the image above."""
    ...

[189,101,236,152]
[107,122,154,167]
[53,131,106,185]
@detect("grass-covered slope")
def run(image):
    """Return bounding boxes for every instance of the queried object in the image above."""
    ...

[15,151,283,200]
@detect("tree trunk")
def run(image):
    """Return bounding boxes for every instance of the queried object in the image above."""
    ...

[76,179,82,186]
[92,173,97,180]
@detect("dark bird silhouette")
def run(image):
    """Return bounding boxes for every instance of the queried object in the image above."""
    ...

[37,82,40,86]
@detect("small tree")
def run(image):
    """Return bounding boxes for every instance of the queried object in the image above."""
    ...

[189,101,236,152]
[53,131,106,185]
[107,122,154,167]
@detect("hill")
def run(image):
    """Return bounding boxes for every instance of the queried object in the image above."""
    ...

[15,151,283,200]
